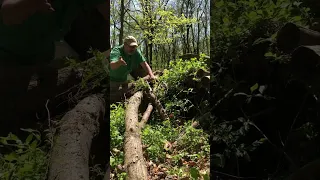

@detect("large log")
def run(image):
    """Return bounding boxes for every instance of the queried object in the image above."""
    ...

[22,65,83,117]
[48,94,105,180]
[277,23,320,52]
[285,158,320,180]
[291,45,320,88]
[24,49,110,117]
[124,91,149,180]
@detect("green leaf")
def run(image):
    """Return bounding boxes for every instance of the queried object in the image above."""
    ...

[235,28,242,34]
[4,152,18,162]
[8,133,19,141]
[247,11,258,20]
[190,167,200,179]
[292,16,302,22]
[252,38,270,46]
[25,134,33,145]
[30,140,38,149]
[0,137,8,145]
[293,1,302,7]
[264,52,275,57]
[20,128,37,133]
[215,1,224,8]
[222,17,230,24]
[19,163,33,173]
[203,174,210,180]
[250,83,259,93]
[271,32,278,41]
[259,138,267,142]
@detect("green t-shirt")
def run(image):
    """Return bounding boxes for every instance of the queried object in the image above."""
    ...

[109,45,146,82]
[0,0,105,65]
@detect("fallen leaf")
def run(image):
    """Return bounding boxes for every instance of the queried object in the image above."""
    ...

[166,154,172,159]
[188,161,197,167]
[164,141,172,151]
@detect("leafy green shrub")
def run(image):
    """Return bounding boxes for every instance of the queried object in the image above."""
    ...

[156,54,208,98]
[142,120,180,162]
[110,104,126,169]
[0,130,48,180]
[212,0,311,62]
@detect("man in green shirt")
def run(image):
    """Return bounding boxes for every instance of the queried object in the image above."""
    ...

[0,0,109,136]
[109,36,156,103]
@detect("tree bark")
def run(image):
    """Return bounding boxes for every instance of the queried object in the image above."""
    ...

[48,94,106,180]
[124,91,149,180]
[277,23,320,52]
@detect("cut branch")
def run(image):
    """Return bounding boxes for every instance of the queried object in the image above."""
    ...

[139,103,154,129]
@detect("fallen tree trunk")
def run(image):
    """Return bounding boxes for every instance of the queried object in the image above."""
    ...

[48,94,105,180]
[277,23,320,52]
[201,75,210,88]
[291,45,320,89]
[23,52,109,117]
[18,65,84,120]
[124,92,149,180]
[286,158,320,180]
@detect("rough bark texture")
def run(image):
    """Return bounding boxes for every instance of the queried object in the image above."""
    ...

[48,94,105,180]
[277,23,320,52]
[124,91,148,180]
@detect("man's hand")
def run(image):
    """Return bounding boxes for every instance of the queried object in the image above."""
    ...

[117,56,127,66]
[149,74,157,81]
[1,0,55,25]
[110,56,127,70]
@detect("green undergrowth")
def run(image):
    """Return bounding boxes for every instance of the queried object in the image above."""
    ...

[210,0,316,179]
[212,0,312,66]
[110,56,210,179]
[0,130,49,180]
[0,50,109,180]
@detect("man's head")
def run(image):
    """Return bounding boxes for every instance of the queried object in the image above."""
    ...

[123,36,138,55]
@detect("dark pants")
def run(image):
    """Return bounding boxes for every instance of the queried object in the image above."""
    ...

[109,81,129,104]
[0,62,57,137]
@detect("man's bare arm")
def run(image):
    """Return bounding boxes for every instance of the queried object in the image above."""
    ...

[140,61,155,78]
[110,56,127,70]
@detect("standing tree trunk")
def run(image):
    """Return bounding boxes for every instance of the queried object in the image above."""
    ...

[119,0,125,45]
[172,32,176,62]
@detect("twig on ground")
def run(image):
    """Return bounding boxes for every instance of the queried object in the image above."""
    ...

[240,108,298,173]
[212,170,257,179]
[272,92,308,177]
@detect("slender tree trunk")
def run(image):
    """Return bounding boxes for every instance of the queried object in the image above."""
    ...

[119,0,125,45]
[191,25,196,53]
[205,0,209,54]
[197,22,200,54]
[145,40,149,63]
